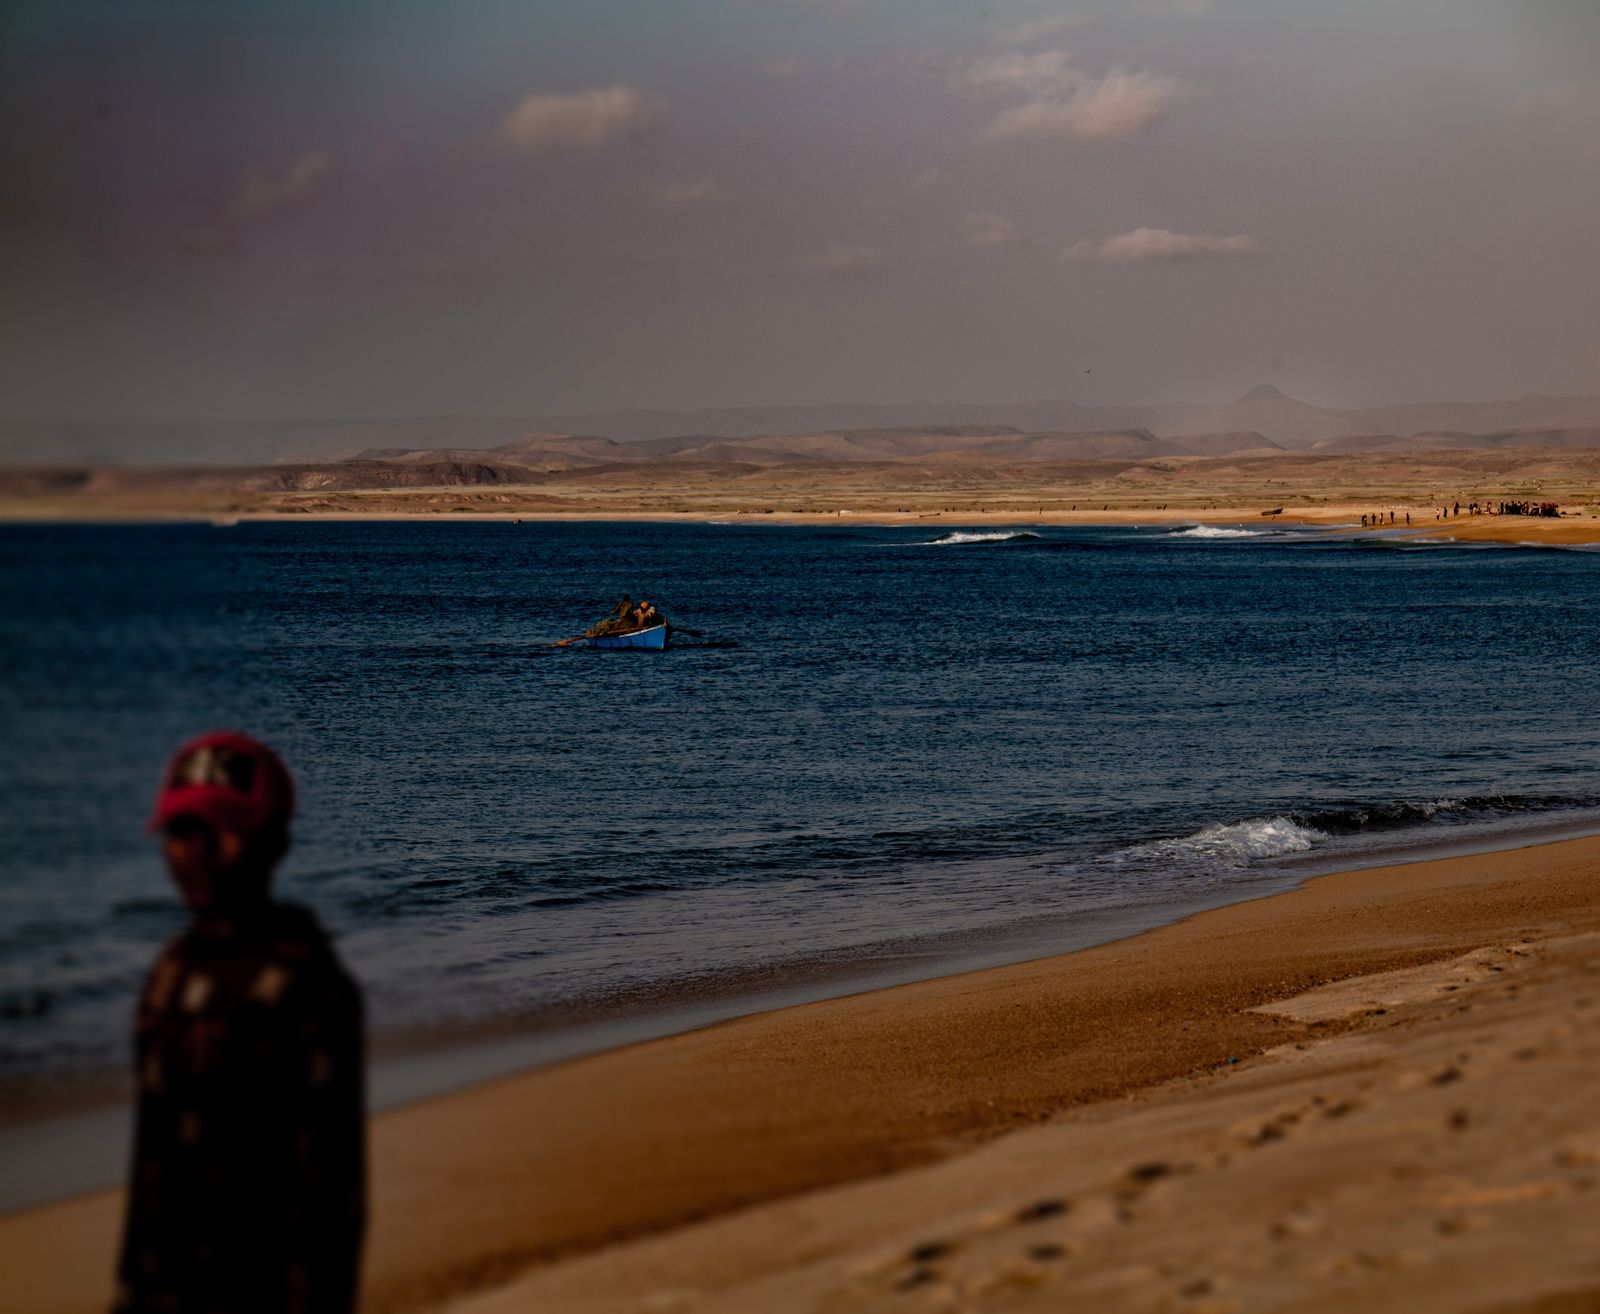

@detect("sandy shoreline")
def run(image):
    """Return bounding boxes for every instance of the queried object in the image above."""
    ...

[4,832,1598,1313]
[5,502,1600,546]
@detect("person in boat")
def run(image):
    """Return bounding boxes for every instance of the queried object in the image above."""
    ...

[117,733,366,1314]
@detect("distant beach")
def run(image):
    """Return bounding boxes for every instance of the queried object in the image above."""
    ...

[4,441,1600,548]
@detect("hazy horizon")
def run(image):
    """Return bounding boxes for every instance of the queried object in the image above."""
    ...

[4,1,1599,443]
[8,380,1600,431]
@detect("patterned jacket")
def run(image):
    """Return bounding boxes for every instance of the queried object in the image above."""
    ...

[115,902,365,1314]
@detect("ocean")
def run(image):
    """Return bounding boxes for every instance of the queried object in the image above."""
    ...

[4,520,1600,1101]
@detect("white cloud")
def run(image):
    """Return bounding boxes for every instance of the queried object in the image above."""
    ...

[653,178,729,209]
[963,212,1020,248]
[499,85,663,153]
[227,151,335,223]
[794,242,883,274]
[984,67,1180,143]
[991,14,1094,48]
[1066,227,1258,263]
[951,52,1180,145]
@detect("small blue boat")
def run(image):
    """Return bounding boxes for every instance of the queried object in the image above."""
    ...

[581,623,668,650]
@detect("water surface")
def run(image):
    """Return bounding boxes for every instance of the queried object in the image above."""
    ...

[4,520,1598,1094]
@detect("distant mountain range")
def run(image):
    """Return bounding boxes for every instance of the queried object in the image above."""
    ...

[343,426,1295,472]
[6,386,1600,465]
[523,386,1600,450]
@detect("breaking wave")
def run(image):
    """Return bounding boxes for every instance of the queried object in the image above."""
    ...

[1114,816,1325,869]
[1170,525,1267,539]
[922,530,1042,546]
[1099,794,1596,884]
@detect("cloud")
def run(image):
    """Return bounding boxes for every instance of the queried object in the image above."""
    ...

[955,50,1078,99]
[984,68,1180,143]
[794,242,882,274]
[991,14,1094,48]
[499,85,663,153]
[762,57,806,78]
[952,53,1180,144]
[227,151,335,224]
[1066,227,1258,262]
[963,212,1020,248]
[653,178,729,209]
[1158,0,1214,14]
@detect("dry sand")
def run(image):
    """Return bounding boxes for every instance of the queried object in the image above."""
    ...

[5,447,1600,546]
[3,834,1599,1314]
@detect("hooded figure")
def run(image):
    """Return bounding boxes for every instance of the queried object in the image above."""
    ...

[116,732,365,1314]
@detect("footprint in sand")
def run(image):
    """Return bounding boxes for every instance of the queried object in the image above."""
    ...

[1014,1197,1068,1224]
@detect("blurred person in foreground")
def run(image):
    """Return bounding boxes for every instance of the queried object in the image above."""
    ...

[116,733,365,1314]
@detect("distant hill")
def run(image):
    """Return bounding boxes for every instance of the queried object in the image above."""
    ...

[372,426,1284,472]
[7,389,1600,465]
[527,387,1600,450]
[0,417,538,466]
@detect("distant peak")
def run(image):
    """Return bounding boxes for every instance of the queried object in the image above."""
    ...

[1236,384,1291,403]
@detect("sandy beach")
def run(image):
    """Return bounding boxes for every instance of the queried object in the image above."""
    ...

[4,445,1600,548]
[4,832,1598,1313]
[5,497,1600,546]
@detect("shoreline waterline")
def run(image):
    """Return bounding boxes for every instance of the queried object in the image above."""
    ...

[6,810,1599,1216]
[6,508,1599,562]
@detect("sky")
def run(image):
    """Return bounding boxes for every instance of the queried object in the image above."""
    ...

[2,0,1599,425]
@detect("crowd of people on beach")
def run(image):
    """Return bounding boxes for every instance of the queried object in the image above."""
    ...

[1449,500,1560,518]
[1358,498,1564,529]
[1356,500,1565,528]
[1480,500,1561,517]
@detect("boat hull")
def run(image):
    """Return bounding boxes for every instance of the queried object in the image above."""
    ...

[582,624,668,650]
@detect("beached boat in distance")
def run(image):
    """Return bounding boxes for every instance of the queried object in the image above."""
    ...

[580,623,668,650]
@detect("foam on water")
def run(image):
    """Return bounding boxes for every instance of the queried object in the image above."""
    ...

[1170,525,1266,539]
[1114,816,1326,868]
[922,530,1041,545]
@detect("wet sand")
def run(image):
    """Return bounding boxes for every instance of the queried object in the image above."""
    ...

[4,833,1598,1313]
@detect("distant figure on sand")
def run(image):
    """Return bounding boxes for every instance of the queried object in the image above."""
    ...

[116,733,365,1314]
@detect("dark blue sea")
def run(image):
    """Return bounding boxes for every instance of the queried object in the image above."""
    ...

[5,520,1600,1096]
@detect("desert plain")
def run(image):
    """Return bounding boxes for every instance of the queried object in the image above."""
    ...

[5,436,1600,550]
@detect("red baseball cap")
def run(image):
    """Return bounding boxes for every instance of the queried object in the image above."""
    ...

[149,731,296,835]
